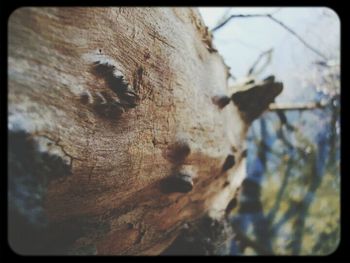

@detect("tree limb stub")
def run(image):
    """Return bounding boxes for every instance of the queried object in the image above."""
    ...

[231,76,284,123]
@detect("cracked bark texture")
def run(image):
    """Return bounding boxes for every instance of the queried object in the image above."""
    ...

[8,7,281,255]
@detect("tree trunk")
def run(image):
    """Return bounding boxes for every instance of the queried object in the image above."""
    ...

[8,7,282,255]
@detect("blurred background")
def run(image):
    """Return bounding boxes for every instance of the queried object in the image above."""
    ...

[199,7,340,255]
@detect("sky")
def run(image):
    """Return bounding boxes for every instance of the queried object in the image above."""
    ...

[198,7,340,104]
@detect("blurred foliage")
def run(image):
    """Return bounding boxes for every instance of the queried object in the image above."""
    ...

[232,80,340,255]
[200,7,340,256]
[260,126,340,255]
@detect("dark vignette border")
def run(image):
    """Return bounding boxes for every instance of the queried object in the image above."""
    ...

[0,0,347,262]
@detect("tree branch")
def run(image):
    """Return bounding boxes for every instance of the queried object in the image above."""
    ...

[268,101,328,111]
[211,13,328,60]
[211,14,268,32]
[266,15,328,60]
[247,48,273,76]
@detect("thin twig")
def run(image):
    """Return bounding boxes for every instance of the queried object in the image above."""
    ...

[211,13,328,60]
[212,14,267,32]
[212,8,233,30]
[266,15,327,60]
[247,48,273,76]
[268,101,328,111]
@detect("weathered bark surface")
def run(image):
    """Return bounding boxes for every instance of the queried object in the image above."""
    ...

[8,7,281,255]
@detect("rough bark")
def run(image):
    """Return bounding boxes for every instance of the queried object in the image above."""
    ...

[8,7,282,255]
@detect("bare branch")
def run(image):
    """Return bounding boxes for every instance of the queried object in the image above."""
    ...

[268,101,328,111]
[211,12,328,60]
[247,48,273,76]
[212,8,233,30]
[266,15,328,60]
[211,14,267,32]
